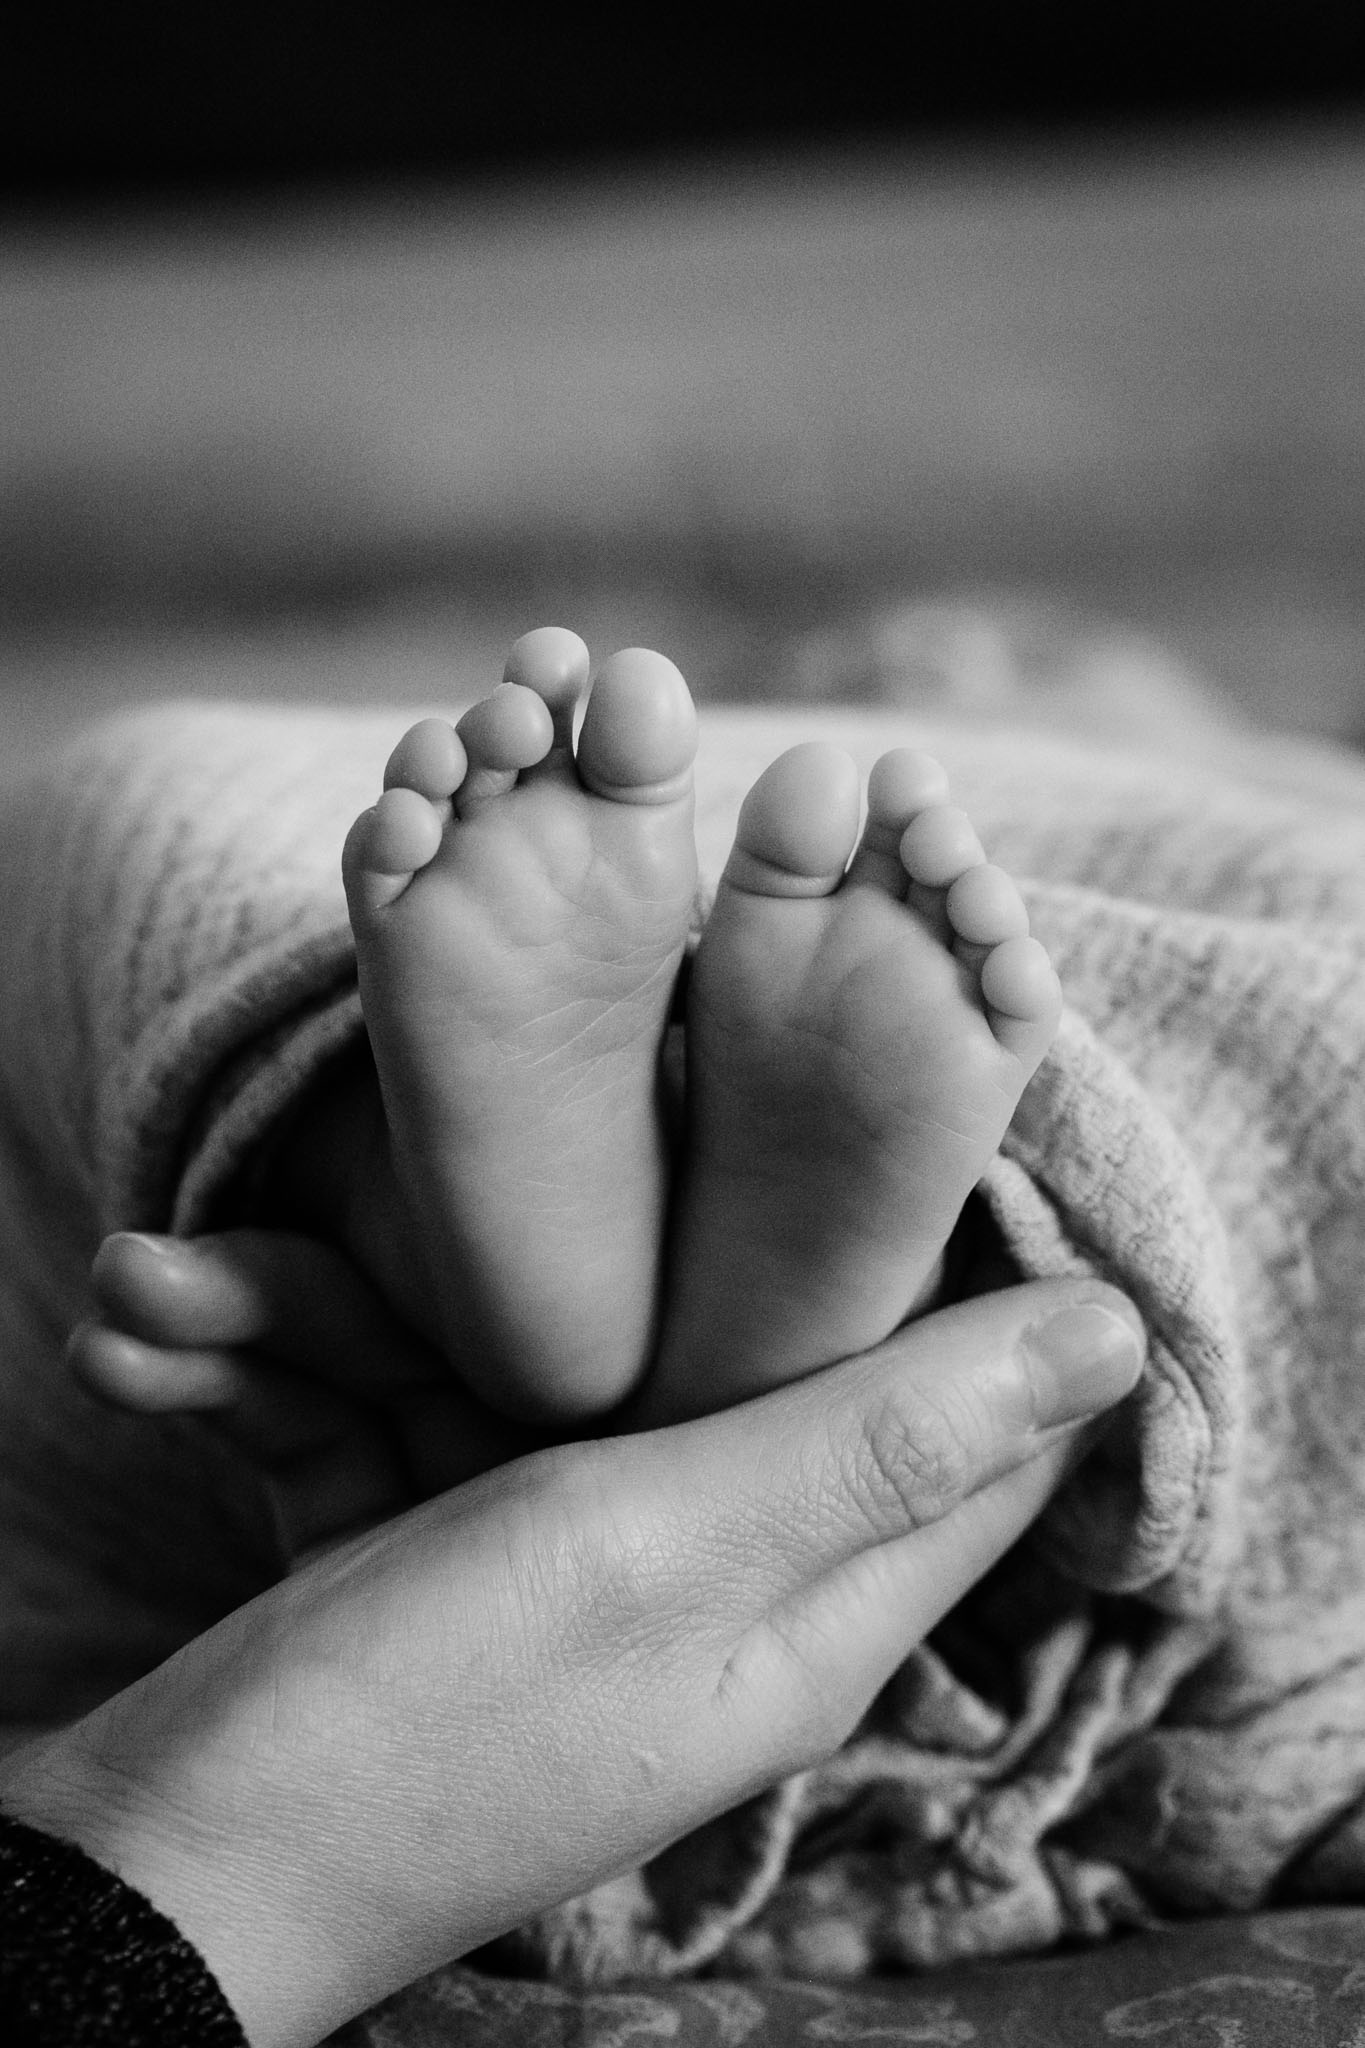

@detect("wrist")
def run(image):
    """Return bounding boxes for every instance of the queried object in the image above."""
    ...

[0,1736,267,2043]
[0,1628,382,2048]
[0,1804,250,2046]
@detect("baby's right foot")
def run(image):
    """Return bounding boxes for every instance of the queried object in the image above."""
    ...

[645,742,1061,1422]
[343,629,699,1423]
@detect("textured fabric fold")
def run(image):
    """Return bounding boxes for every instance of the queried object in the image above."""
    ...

[0,696,1362,1974]
[0,702,405,1716]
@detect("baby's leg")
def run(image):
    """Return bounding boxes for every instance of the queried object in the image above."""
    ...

[343,629,698,1423]
[645,743,1061,1421]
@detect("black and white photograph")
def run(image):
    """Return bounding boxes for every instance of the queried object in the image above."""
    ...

[2,8,1364,2043]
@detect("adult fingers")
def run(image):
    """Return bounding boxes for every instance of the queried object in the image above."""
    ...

[68,1318,253,1414]
[633,1278,1145,1622]
[69,1310,538,1519]
[67,1317,413,1552]
[91,1229,446,1399]
[69,1316,391,1458]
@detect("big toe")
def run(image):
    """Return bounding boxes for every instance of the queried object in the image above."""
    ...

[725,742,862,899]
[575,648,698,804]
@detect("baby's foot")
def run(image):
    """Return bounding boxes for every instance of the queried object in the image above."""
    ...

[343,628,699,1422]
[645,743,1061,1421]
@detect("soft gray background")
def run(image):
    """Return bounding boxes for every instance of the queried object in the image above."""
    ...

[4,122,1364,761]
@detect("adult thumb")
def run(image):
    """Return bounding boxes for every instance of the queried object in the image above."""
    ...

[652,1278,1145,1618]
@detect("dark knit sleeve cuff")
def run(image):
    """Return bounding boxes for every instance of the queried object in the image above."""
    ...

[0,1813,248,2046]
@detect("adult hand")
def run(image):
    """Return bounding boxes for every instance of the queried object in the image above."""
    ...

[17,1270,1142,2048]
[69,1230,547,1554]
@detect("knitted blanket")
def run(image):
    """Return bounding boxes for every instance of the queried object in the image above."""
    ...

[0,699,1362,1980]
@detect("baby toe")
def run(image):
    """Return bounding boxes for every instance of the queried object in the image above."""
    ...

[846,749,952,894]
[945,862,1030,947]
[504,627,591,753]
[343,788,445,915]
[899,804,987,889]
[869,749,952,823]
[724,742,861,899]
[575,648,698,805]
[458,682,556,772]
[980,934,1063,1066]
[349,787,445,878]
[981,934,1059,1019]
[455,681,556,811]
[383,718,468,801]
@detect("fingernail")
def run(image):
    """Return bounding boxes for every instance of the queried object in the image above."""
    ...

[91,1233,179,1296]
[1024,1297,1145,1428]
[116,1233,176,1257]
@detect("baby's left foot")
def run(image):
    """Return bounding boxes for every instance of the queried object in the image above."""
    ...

[645,744,1062,1421]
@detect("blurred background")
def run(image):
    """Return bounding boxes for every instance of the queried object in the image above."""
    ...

[4,4,1365,760]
